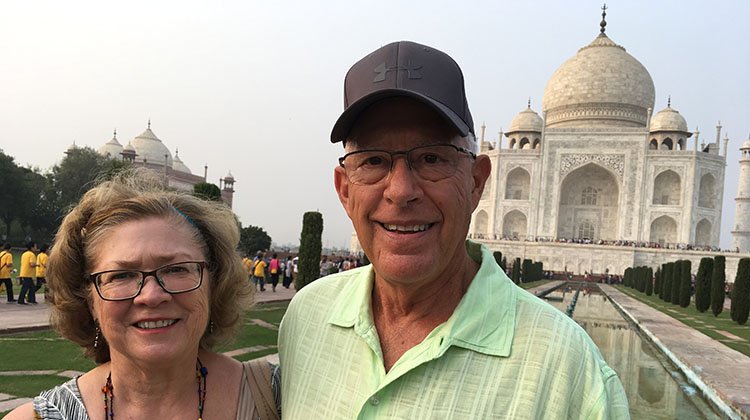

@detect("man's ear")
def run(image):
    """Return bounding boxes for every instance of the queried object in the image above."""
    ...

[334,166,353,218]
[470,155,492,208]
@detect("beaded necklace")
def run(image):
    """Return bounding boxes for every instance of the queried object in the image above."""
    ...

[102,358,208,419]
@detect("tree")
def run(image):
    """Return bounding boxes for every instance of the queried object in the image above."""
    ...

[0,151,28,238]
[238,225,271,255]
[500,256,507,272]
[511,258,521,284]
[521,259,533,283]
[296,211,323,291]
[730,258,750,325]
[623,267,632,288]
[711,256,726,317]
[661,262,672,302]
[645,267,654,296]
[492,251,503,267]
[193,182,222,201]
[53,147,127,211]
[678,260,692,308]
[670,260,682,305]
[695,257,714,313]
[654,267,662,297]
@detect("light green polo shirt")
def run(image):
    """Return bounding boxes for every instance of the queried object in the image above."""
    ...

[279,241,629,419]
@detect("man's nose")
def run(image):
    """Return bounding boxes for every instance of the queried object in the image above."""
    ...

[383,156,422,206]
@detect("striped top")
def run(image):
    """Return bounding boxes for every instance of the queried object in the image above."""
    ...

[279,240,630,419]
[32,361,280,419]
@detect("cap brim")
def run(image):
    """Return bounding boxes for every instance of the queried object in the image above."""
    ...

[330,89,472,143]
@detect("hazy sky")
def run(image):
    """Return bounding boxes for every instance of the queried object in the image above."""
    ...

[1,0,748,249]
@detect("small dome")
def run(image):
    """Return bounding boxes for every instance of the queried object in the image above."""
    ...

[172,149,192,174]
[507,105,543,133]
[650,105,689,133]
[542,34,655,128]
[224,170,235,181]
[122,141,136,153]
[66,141,78,152]
[97,130,123,158]
[131,122,173,166]
[742,139,750,150]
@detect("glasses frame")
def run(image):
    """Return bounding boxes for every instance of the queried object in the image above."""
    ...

[89,261,207,301]
[338,143,477,185]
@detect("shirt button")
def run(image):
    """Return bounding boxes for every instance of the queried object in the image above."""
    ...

[370,397,380,406]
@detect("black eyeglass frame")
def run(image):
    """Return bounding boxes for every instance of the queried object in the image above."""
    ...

[89,261,207,301]
[337,143,477,184]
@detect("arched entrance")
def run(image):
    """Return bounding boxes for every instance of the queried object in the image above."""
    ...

[502,210,527,240]
[557,163,620,240]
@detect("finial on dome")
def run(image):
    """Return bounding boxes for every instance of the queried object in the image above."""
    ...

[667,96,671,108]
[113,128,117,139]
[527,97,531,108]
[148,119,151,129]
[600,3,607,34]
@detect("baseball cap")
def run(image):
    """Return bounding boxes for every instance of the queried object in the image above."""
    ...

[330,41,474,143]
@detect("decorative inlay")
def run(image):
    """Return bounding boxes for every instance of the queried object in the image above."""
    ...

[560,154,624,178]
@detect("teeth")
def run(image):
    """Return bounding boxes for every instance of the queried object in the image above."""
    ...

[136,319,176,329]
[383,224,431,232]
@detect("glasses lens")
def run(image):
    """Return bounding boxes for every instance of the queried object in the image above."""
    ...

[157,262,203,293]
[408,145,460,181]
[96,271,142,300]
[343,151,391,185]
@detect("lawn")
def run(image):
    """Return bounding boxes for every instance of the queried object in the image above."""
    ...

[614,285,750,357]
[0,301,289,415]
[518,279,553,290]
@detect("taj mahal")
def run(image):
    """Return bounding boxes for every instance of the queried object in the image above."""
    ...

[467,14,749,281]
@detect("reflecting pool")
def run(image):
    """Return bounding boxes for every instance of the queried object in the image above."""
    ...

[543,284,722,419]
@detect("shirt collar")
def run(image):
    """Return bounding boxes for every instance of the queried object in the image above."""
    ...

[327,240,517,357]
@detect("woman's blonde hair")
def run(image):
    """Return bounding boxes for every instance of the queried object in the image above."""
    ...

[48,168,253,363]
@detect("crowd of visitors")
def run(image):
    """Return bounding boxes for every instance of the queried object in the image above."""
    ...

[468,233,735,253]
[0,241,49,304]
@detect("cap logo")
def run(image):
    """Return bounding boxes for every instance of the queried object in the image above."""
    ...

[372,61,423,83]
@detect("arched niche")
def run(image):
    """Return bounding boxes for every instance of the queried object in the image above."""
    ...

[519,137,530,150]
[698,174,716,209]
[474,210,488,236]
[502,210,527,239]
[652,170,681,205]
[695,218,712,246]
[660,138,673,150]
[509,138,517,149]
[504,167,530,200]
[649,139,658,150]
[533,138,541,149]
[557,163,619,240]
[649,215,677,245]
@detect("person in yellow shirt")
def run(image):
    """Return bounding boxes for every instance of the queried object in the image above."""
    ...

[252,252,267,292]
[0,242,15,303]
[18,241,38,305]
[35,244,49,295]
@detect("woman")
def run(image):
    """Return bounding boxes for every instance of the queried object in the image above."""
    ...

[6,169,273,419]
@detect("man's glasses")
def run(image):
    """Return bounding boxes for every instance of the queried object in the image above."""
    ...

[89,261,206,301]
[338,144,476,185]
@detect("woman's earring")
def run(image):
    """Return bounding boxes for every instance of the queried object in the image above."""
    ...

[94,326,101,349]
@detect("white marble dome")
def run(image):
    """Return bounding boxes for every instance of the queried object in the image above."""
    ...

[742,139,750,150]
[542,34,655,128]
[508,106,543,133]
[650,105,689,133]
[97,131,123,158]
[172,149,192,174]
[131,124,173,166]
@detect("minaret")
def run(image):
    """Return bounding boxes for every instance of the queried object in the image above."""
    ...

[732,134,750,252]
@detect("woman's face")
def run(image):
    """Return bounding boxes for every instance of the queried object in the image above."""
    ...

[89,216,209,365]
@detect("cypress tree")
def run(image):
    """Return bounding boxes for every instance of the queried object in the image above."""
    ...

[711,256,726,317]
[654,267,662,297]
[662,262,673,302]
[623,267,632,288]
[521,259,533,283]
[638,266,647,293]
[645,267,654,296]
[695,257,713,313]
[678,260,692,308]
[296,211,323,291]
[730,258,750,324]
[670,260,682,305]
[500,257,507,272]
[511,258,521,284]
[493,251,503,267]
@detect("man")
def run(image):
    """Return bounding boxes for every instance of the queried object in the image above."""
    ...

[35,244,49,295]
[279,41,629,418]
[18,241,37,304]
[0,243,15,303]
[253,252,267,292]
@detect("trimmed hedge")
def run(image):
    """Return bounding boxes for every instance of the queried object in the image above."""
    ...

[695,257,713,313]
[678,260,692,308]
[711,256,726,317]
[296,211,323,291]
[731,258,750,325]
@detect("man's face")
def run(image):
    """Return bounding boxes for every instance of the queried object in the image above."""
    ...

[334,98,490,288]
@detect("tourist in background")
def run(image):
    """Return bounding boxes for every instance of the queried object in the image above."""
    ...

[0,243,14,303]
[17,241,38,305]
[283,256,293,289]
[253,252,267,291]
[35,244,49,295]
[268,253,281,292]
